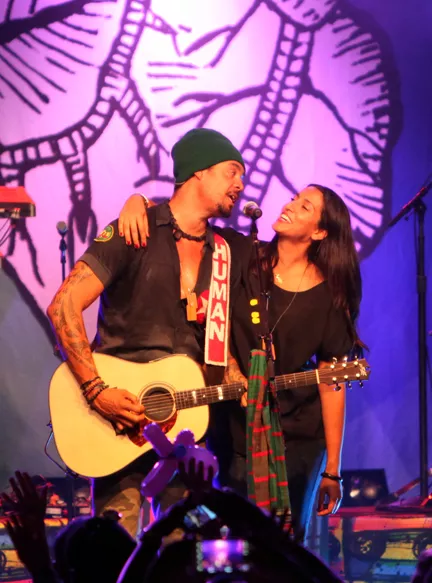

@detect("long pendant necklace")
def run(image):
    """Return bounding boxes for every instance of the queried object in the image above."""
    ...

[170,207,206,322]
[270,262,310,335]
[180,264,200,323]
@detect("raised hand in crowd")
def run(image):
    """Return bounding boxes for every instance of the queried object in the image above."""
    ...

[178,457,215,496]
[0,471,56,582]
[118,493,200,583]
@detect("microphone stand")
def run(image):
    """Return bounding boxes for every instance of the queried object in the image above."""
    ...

[249,218,275,379]
[46,222,82,519]
[388,181,431,505]
[59,229,67,283]
[53,224,68,356]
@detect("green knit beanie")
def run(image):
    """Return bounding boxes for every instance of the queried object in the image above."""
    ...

[172,128,245,184]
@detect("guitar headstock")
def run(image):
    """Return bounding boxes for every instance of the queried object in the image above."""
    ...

[318,357,370,389]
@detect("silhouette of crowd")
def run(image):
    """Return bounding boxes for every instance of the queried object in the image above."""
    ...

[1,468,430,583]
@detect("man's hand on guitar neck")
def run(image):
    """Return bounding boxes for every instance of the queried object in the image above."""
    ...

[91,387,146,431]
[224,352,248,407]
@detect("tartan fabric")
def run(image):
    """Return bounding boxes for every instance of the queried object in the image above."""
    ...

[246,349,290,515]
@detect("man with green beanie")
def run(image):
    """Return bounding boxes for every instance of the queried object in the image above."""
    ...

[172,128,245,187]
[47,128,247,538]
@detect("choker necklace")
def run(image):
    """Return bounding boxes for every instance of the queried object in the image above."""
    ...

[169,208,207,242]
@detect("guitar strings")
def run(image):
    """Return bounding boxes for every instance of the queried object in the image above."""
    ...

[136,372,315,409]
[132,367,359,412]
[139,369,355,406]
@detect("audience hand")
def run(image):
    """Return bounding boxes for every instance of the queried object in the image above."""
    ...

[0,471,53,578]
[178,458,215,497]
[0,471,48,528]
[118,494,197,583]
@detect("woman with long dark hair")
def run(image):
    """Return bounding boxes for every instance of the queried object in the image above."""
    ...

[118,183,363,542]
[216,183,363,542]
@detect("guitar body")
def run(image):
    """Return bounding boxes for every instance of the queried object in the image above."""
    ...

[49,354,208,478]
[49,352,370,479]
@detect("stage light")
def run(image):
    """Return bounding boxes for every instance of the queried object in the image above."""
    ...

[341,469,389,508]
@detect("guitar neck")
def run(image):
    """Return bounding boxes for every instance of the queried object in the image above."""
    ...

[175,382,244,410]
[274,369,320,392]
[174,369,321,410]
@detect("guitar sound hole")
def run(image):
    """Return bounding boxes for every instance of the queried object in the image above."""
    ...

[142,387,175,422]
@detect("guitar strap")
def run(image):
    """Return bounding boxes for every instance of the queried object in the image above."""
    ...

[204,233,230,366]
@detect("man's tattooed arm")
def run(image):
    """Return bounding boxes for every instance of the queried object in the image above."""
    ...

[47,261,104,385]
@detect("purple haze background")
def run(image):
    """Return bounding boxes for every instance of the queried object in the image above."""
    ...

[0,0,431,498]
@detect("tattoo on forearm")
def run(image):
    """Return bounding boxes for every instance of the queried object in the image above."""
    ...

[48,263,98,383]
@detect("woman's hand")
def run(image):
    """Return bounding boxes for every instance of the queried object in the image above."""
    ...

[317,477,343,516]
[118,194,149,247]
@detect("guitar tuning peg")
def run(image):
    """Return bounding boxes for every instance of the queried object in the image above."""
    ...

[348,382,352,389]
[333,383,341,392]
[343,355,348,362]
[332,357,338,363]
[359,381,363,388]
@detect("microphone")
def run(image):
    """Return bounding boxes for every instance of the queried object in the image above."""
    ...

[56,221,68,236]
[242,201,263,219]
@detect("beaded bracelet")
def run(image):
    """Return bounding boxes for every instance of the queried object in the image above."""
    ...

[321,471,343,483]
[86,383,108,406]
[80,376,101,391]
[82,378,105,399]
[86,383,109,406]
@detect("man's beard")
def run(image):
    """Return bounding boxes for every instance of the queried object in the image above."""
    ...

[216,203,232,218]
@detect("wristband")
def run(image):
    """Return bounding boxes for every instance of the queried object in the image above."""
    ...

[82,378,105,398]
[86,383,109,405]
[321,471,343,483]
[136,193,149,208]
[80,376,101,391]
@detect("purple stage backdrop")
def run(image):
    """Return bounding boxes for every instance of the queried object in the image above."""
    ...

[0,0,431,495]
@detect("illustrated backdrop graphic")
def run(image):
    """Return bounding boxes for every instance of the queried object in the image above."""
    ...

[0,0,431,496]
[1,0,399,308]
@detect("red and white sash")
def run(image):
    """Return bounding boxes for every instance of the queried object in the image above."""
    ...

[204,233,231,366]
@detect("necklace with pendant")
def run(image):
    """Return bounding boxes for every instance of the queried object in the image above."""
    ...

[180,265,199,322]
[270,262,310,335]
